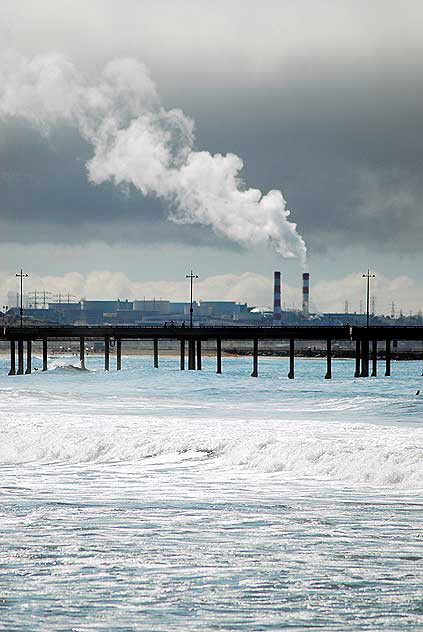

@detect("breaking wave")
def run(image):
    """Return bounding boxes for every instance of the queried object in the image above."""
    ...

[51,364,91,373]
[1,413,422,489]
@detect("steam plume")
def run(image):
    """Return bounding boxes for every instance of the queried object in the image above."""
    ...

[0,51,307,262]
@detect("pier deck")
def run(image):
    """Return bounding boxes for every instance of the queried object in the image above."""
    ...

[2,325,423,377]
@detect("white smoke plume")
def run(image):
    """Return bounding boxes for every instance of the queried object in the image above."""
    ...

[0,51,307,263]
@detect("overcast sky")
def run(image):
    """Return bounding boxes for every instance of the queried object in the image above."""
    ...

[1,1,422,313]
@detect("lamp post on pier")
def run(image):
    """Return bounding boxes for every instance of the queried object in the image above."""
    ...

[16,269,29,328]
[362,269,375,328]
[186,270,198,328]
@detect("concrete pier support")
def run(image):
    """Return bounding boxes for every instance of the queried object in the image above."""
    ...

[196,340,202,370]
[17,340,24,375]
[80,337,85,370]
[180,339,185,370]
[25,340,32,374]
[385,339,391,376]
[42,338,48,371]
[216,338,222,374]
[8,340,16,375]
[104,337,110,371]
[360,339,369,377]
[116,338,122,371]
[251,338,258,377]
[188,340,196,370]
[288,339,295,379]
[325,339,332,379]
[371,340,377,377]
[153,338,159,368]
[354,339,361,377]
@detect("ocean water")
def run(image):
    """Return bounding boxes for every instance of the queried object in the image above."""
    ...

[1,352,423,631]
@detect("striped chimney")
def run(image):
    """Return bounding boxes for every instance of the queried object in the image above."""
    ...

[302,272,310,317]
[273,271,282,325]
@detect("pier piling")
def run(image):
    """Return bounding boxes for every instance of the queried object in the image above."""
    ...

[80,337,85,370]
[17,340,24,375]
[42,338,48,371]
[104,337,110,371]
[385,339,391,376]
[360,339,369,377]
[216,338,222,374]
[354,340,361,377]
[153,338,159,368]
[25,340,32,374]
[8,340,16,375]
[251,338,258,377]
[196,340,202,370]
[371,340,377,377]
[180,339,185,370]
[325,339,332,379]
[3,325,422,380]
[116,338,122,371]
[288,339,295,379]
[188,340,195,370]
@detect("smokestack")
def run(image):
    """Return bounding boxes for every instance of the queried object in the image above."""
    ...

[273,271,282,325]
[302,272,310,317]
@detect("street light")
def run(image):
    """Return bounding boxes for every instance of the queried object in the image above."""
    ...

[362,269,375,327]
[185,270,198,328]
[16,269,29,328]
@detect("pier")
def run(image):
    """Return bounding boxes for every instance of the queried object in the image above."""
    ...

[2,325,423,378]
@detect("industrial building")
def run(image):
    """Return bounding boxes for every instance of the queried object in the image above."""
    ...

[3,270,422,328]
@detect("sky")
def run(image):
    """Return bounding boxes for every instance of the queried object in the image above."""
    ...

[1,1,423,314]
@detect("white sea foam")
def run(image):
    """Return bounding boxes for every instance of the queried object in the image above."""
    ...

[1,356,423,490]
[48,357,88,371]
[0,408,422,488]
[222,425,423,488]
[51,364,90,373]
[1,356,423,629]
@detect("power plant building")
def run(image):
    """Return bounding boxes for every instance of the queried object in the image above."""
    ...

[132,300,170,314]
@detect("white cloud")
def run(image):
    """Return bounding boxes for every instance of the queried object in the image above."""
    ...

[312,272,422,315]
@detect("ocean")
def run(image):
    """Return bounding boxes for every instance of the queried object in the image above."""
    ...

[1,353,422,631]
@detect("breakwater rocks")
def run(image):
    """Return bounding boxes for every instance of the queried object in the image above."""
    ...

[224,348,423,361]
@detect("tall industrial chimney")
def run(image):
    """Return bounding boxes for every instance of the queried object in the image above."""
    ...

[273,271,282,325]
[302,272,310,317]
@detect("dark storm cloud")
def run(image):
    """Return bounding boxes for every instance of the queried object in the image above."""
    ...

[0,120,232,248]
[185,59,423,256]
[1,0,423,254]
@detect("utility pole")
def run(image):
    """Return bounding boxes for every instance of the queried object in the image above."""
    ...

[344,300,349,314]
[362,269,376,328]
[185,270,198,328]
[16,268,29,328]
